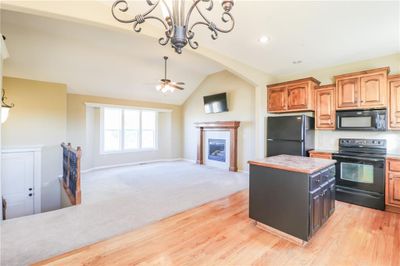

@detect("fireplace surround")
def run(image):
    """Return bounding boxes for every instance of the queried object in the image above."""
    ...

[195,121,240,172]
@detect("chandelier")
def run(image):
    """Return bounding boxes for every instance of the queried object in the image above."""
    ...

[111,0,235,54]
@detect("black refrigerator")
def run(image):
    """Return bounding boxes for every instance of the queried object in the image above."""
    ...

[266,115,315,157]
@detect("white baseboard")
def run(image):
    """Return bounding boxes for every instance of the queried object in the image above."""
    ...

[182,158,196,163]
[81,158,185,174]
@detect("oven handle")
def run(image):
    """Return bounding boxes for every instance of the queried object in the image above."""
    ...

[332,155,385,162]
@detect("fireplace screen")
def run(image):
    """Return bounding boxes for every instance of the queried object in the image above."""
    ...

[208,139,226,162]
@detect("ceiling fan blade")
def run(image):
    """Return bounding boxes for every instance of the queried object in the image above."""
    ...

[172,81,185,85]
[170,84,185,90]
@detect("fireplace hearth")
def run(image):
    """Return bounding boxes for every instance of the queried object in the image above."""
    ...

[208,139,226,162]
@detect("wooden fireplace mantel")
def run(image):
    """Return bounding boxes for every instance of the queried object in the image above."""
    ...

[195,121,240,172]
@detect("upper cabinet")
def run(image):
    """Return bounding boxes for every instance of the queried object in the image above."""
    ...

[389,74,400,130]
[315,85,336,130]
[267,78,320,113]
[335,67,389,110]
[268,86,287,112]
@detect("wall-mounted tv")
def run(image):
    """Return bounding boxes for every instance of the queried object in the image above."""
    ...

[203,92,228,114]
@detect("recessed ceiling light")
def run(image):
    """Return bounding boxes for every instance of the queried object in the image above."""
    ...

[292,60,303,64]
[258,35,269,44]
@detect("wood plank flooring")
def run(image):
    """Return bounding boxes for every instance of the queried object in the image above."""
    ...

[35,190,400,266]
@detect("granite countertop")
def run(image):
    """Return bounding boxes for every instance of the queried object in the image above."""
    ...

[248,154,336,174]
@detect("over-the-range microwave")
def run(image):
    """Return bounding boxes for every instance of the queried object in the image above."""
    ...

[336,109,387,131]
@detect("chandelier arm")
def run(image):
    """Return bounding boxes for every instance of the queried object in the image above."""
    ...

[112,0,171,33]
[184,0,203,31]
[185,0,235,49]
[193,2,235,34]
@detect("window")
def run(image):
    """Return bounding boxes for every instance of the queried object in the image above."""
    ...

[102,107,157,153]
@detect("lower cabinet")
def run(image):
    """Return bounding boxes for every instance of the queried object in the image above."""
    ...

[309,168,335,237]
[386,158,400,213]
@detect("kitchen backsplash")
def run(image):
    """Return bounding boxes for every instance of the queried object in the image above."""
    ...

[315,130,400,154]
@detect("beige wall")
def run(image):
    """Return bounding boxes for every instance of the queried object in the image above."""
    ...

[66,94,182,171]
[183,70,255,171]
[2,77,67,212]
[272,53,400,154]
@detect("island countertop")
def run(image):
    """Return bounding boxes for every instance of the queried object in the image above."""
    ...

[248,154,336,174]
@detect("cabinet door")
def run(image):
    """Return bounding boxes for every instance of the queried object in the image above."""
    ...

[329,180,335,216]
[287,83,309,110]
[310,188,323,235]
[337,78,359,109]
[315,87,335,129]
[322,185,330,224]
[389,77,400,129]
[360,73,386,108]
[388,173,400,207]
[268,87,287,112]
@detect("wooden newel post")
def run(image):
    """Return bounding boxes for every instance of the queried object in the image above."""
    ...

[75,146,82,205]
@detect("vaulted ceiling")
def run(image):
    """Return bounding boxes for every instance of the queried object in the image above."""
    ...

[1,1,399,105]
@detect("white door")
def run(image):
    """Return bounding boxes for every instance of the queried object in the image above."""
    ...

[2,152,34,219]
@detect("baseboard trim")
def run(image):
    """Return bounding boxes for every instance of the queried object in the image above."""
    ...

[81,158,185,174]
[182,158,196,163]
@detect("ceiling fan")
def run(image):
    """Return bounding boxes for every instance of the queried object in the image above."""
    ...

[156,56,185,93]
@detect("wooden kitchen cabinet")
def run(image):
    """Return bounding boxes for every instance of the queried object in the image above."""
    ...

[335,67,389,110]
[309,150,332,159]
[267,77,320,113]
[388,74,400,129]
[268,86,287,111]
[315,85,336,130]
[385,158,400,214]
[287,82,309,110]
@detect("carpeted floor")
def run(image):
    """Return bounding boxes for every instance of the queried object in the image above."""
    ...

[0,161,248,266]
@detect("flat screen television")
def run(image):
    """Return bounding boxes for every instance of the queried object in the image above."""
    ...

[203,92,228,114]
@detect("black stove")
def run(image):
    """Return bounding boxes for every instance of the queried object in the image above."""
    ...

[333,138,386,210]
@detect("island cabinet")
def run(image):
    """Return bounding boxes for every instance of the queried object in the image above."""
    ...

[315,84,336,130]
[335,67,389,110]
[248,155,336,245]
[267,78,321,113]
[388,74,400,130]
[385,158,400,213]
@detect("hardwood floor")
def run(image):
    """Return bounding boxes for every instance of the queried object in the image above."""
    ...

[35,190,400,266]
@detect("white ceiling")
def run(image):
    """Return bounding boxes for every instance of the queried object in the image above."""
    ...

[1,10,223,105]
[1,1,399,104]
[186,0,399,75]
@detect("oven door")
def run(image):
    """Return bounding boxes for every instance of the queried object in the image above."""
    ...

[332,154,385,193]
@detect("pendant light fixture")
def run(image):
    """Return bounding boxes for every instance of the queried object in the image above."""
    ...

[111,0,235,54]
[1,89,14,124]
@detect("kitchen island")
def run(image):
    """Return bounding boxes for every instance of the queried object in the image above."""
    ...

[248,155,336,245]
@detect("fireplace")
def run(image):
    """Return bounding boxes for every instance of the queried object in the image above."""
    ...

[195,121,240,172]
[208,139,226,162]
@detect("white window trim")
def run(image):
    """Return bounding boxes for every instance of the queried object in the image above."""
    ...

[100,107,158,155]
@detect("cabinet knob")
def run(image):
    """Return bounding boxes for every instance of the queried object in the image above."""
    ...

[28,193,33,197]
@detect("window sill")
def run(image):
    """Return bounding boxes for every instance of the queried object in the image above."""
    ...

[100,148,159,155]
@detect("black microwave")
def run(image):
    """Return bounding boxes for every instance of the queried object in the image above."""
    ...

[336,109,387,131]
